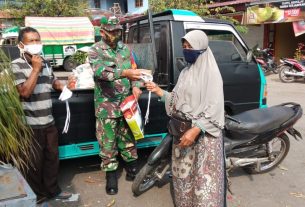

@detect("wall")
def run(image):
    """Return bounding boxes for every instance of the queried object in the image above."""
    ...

[275,22,305,61]
[241,25,264,49]
[88,0,147,14]
[88,0,125,13]
[106,0,127,14]
[127,0,148,14]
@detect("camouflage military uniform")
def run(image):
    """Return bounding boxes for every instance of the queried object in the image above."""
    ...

[89,39,139,171]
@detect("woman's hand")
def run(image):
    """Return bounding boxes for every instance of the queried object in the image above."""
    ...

[145,81,163,97]
[178,126,201,148]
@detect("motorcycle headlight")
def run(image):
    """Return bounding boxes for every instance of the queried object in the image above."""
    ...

[280,59,284,63]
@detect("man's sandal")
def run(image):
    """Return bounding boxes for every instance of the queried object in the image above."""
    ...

[54,191,72,199]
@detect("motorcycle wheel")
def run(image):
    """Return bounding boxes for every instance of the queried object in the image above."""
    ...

[279,65,296,83]
[132,161,169,196]
[243,134,290,174]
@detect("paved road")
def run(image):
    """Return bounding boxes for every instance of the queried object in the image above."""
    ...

[50,73,305,207]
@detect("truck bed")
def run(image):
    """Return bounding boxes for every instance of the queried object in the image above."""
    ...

[52,88,168,159]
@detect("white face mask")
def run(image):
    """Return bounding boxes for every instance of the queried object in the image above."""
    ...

[20,42,43,55]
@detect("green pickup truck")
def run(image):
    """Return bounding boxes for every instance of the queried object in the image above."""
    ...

[1,17,95,71]
[25,16,95,71]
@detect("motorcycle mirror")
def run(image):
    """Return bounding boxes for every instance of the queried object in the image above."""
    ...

[246,50,253,63]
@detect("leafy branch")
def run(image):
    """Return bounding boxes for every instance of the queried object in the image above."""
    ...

[0,49,33,171]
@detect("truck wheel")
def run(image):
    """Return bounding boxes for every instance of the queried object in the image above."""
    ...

[63,56,77,71]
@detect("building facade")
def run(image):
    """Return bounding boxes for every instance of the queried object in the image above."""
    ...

[88,0,148,14]
[209,0,305,62]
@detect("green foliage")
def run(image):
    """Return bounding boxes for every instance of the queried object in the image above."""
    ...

[0,49,33,170]
[149,0,248,34]
[149,0,209,16]
[294,43,305,61]
[5,0,89,25]
[70,51,88,66]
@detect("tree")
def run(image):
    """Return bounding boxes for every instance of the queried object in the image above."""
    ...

[5,0,89,25]
[149,0,248,34]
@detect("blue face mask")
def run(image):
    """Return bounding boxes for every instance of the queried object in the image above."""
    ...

[183,49,205,64]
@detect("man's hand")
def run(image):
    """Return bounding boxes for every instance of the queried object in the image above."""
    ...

[121,69,141,81]
[31,55,43,73]
[132,87,142,100]
[145,81,163,97]
[178,127,201,148]
[53,80,65,91]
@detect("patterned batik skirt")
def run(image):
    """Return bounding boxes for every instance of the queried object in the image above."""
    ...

[172,132,225,207]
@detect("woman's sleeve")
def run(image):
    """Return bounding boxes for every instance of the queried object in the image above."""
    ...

[192,120,205,133]
[159,90,170,103]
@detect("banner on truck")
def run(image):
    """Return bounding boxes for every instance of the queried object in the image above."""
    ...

[25,17,95,45]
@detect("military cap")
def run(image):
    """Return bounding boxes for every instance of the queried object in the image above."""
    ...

[100,16,122,31]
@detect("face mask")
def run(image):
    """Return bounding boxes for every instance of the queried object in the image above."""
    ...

[20,42,43,55]
[183,49,205,64]
[103,30,121,46]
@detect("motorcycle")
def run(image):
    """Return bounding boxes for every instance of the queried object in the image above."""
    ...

[255,47,278,74]
[278,58,305,83]
[279,42,305,83]
[132,103,303,196]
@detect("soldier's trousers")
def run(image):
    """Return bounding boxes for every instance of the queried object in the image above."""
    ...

[96,117,138,171]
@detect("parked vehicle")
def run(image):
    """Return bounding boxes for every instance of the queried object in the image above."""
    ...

[51,9,267,160]
[255,47,278,74]
[0,26,19,45]
[25,17,96,71]
[0,26,20,61]
[1,17,95,71]
[132,102,303,196]
[278,57,305,83]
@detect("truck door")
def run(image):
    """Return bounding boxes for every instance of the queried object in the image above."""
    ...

[127,22,171,134]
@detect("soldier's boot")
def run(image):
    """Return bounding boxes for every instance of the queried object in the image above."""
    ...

[125,160,138,181]
[106,171,118,195]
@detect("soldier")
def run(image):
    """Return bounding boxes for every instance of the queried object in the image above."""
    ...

[88,16,142,195]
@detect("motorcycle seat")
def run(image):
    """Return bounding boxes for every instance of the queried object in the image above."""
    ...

[225,106,295,135]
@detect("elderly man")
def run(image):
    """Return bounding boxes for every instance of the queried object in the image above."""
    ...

[12,27,72,204]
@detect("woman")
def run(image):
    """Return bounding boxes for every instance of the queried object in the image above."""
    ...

[146,30,225,207]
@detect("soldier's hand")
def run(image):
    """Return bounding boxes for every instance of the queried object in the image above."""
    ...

[132,87,142,100]
[31,55,43,73]
[122,69,141,81]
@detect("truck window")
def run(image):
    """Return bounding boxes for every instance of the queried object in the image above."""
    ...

[187,29,247,63]
[130,25,161,52]
[1,37,17,45]
[128,23,170,86]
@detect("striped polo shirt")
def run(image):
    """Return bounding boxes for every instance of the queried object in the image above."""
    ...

[12,57,55,129]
